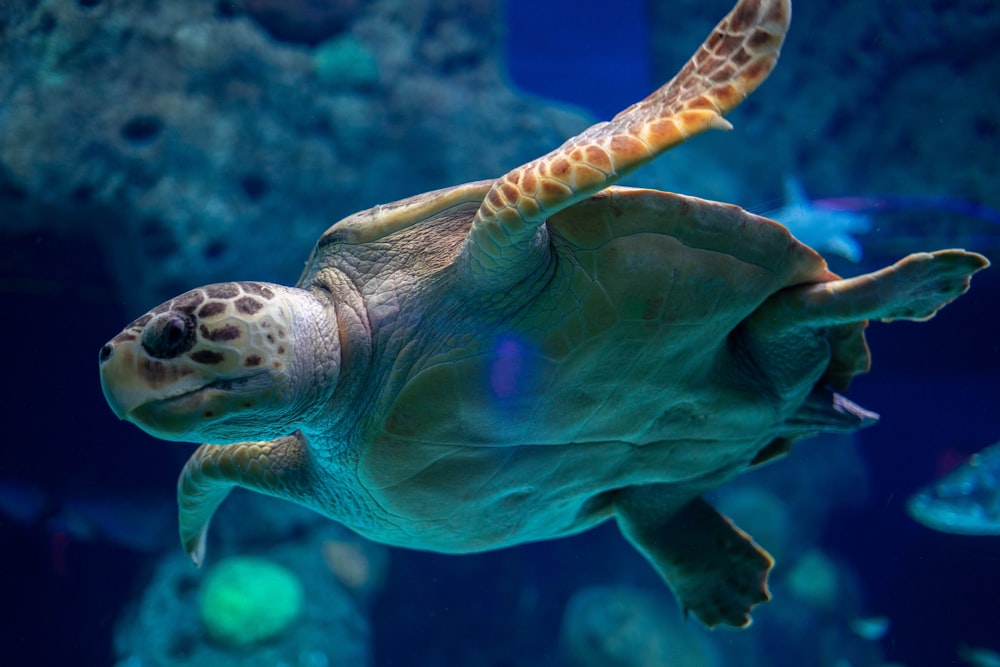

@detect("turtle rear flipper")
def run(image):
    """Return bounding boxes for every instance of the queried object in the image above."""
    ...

[743,249,989,393]
[615,488,772,628]
[463,0,791,285]
[753,250,989,330]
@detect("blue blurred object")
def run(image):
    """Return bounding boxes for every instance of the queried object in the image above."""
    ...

[908,441,1000,535]
[0,479,175,553]
[0,479,48,524]
[814,194,1000,227]
[957,643,1000,667]
[49,488,176,553]
[765,176,872,261]
[766,176,1000,262]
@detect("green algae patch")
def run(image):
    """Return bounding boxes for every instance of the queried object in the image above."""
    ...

[199,556,304,647]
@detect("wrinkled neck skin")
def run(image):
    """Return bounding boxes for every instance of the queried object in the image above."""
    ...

[296,268,373,445]
[206,284,345,444]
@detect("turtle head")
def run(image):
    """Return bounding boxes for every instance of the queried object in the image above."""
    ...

[99,281,339,443]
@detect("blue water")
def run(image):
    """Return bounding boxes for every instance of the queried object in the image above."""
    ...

[505,0,651,120]
[3,1,1000,666]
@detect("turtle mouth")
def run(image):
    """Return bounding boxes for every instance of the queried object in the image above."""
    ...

[128,372,269,440]
[144,372,268,411]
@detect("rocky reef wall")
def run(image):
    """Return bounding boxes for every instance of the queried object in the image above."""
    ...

[0,0,589,306]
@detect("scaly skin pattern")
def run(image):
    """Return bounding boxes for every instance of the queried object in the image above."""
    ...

[464,0,791,283]
[98,0,990,629]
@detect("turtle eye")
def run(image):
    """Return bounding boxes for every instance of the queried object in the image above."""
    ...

[142,311,196,359]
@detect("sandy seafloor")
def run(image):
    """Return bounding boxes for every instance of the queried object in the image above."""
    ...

[2,0,999,665]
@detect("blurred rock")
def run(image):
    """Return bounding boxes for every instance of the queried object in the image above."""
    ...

[785,548,842,611]
[0,0,589,307]
[321,535,389,601]
[231,0,359,46]
[560,586,718,667]
[313,34,379,89]
[113,525,371,667]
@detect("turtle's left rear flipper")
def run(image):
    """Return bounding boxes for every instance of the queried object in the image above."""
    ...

[615,487,772,628]
[751,250,989,331]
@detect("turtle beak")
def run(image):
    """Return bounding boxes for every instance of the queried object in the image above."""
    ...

[100,340,142,419]
[99,337,206,425]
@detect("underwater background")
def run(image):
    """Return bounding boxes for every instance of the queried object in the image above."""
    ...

[2,0,999,665]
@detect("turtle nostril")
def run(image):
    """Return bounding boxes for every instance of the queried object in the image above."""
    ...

[99,344,113,363]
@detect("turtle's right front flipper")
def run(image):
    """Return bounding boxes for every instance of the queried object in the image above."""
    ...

[178,432,312,566]
[463,0,791,286]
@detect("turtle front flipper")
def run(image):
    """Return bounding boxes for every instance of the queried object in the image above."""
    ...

[463,0,791,285]
[178,432,312,566]
[614,486,773,628]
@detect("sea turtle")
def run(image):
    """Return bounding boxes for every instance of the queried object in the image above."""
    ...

[99,0,988,627]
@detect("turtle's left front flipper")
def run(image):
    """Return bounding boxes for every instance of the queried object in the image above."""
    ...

[463,0,791,285]
[614,485,773,628]
[178,432,312,566]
